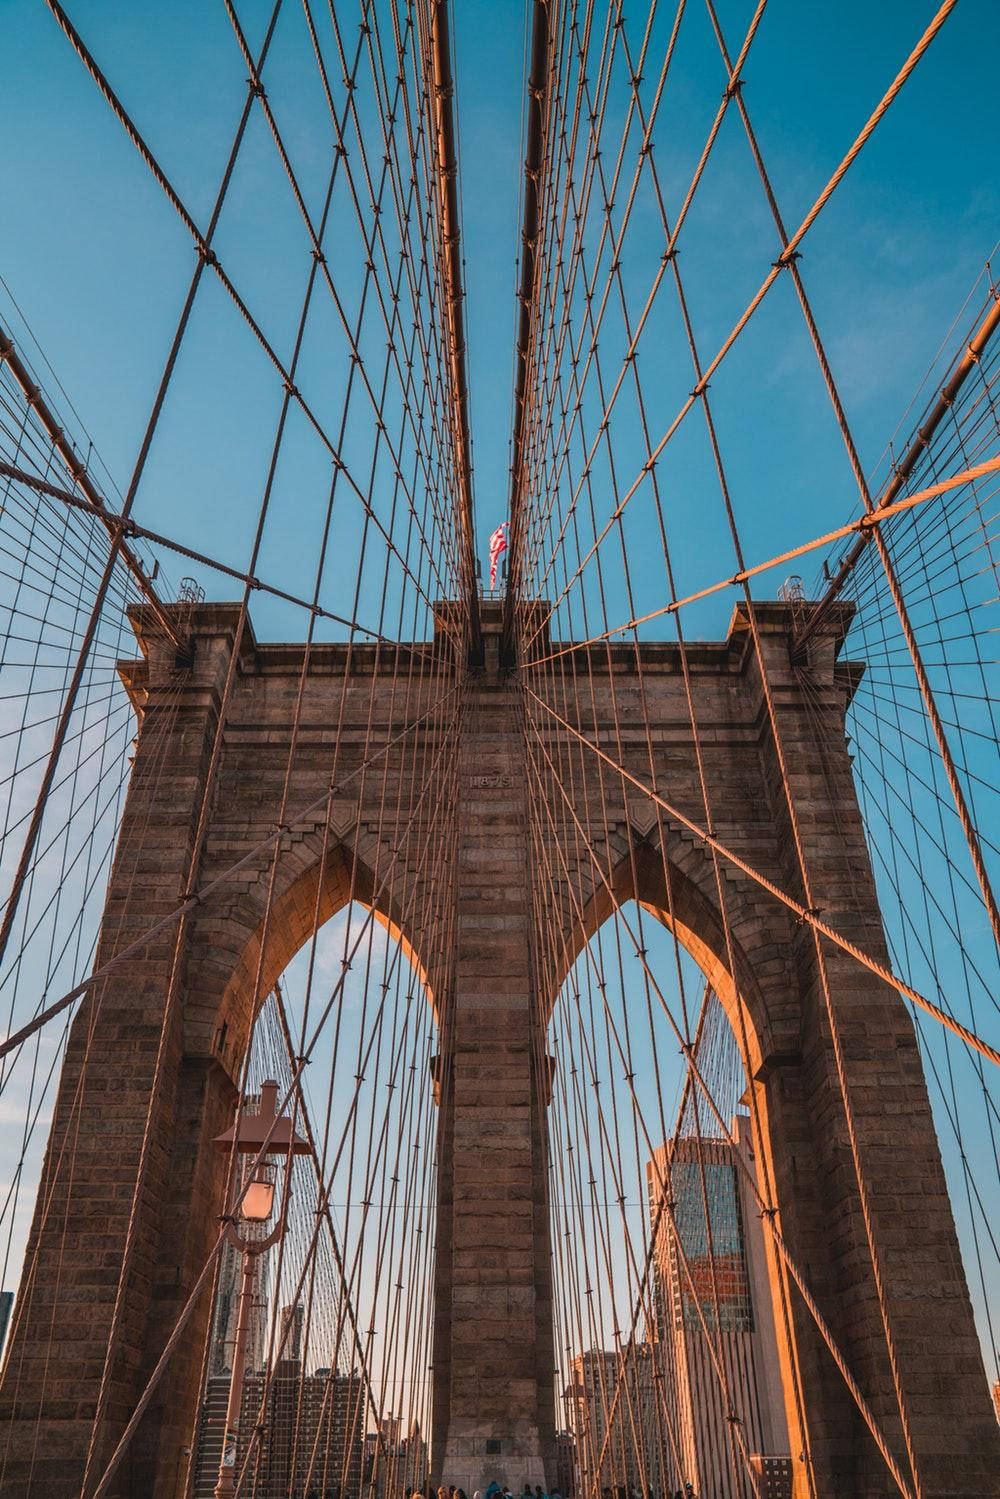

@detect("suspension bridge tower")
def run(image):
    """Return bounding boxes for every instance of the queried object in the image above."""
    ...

[0,598,997,1498]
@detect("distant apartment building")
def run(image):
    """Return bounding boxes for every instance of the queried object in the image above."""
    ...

[256,1359,365,1494]
[563,1343,667,1497]
[646,1115,792,1499]
[193,1351,366,1497]
[555,1428,576,1496]
[0,1292,12,1359]
[563,1348,618,1495]
[398,1416,429,1495]
[364,1413,429,1499]
[207,1235,269,1378]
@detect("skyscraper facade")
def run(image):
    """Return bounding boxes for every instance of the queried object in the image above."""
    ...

[646,1115,791,1498]
[563,1343,666,1498]
[192,1357,366,1497]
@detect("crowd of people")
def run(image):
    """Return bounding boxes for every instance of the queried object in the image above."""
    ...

[420,1484,563,1499]
[412,1481,697,1499]
[286,1484,697,1499]
[241,1482,699,1499]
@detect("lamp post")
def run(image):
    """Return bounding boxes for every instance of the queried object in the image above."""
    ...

[212,1080,309,1499]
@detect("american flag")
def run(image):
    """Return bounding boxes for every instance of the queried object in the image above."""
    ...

[488,521,508,588]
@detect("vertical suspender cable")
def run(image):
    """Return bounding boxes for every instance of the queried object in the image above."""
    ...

[428,0,483,665]
[502,0,551,664]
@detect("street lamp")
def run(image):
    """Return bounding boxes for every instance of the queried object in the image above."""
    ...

[212,1080,309,1499]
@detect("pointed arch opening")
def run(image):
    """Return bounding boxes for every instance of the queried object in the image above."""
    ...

[189,843,441,1499]
[544,837,803,1499]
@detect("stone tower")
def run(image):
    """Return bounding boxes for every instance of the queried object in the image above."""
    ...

[0,600,997,1498]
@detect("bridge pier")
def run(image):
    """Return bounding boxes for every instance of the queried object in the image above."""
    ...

[430,658,556,1492]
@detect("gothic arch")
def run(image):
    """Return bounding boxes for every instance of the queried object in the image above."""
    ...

[185,826,437,1080]
[543,824,812,1487]
[547,826,791,1083]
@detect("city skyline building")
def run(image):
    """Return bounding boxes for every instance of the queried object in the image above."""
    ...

[365,1413,429,1499]
[555,1429,576,1497]
[0,1293,12,1361]
[193,1356,366,1497]
[646,1115,791,1498]
[563,1343,667,1498]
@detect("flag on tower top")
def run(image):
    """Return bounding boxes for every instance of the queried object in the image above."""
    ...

[488,521,508,589]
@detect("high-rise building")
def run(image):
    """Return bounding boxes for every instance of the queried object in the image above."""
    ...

[555,1429,576,1497]
[207,1235,269,1377]
[0,1292,12,1358]
[281,1299,306,1361]
[364,1413,429,1499]
[646,1115,791,1499]
[564,1349,616,1495]
[192,1358,366,1497]
[563,1343,665,1497]
[399,1416,429,1497]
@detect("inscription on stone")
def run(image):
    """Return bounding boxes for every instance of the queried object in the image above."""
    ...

[470,773,512,788]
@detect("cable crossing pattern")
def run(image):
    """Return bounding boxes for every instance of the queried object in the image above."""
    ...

[0,4,998,1499]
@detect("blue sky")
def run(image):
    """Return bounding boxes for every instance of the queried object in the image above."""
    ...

[0,0,998,1435]
[0,0,996,628]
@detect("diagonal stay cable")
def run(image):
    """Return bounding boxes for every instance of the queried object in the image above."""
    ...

[521,681,1000,1070]
[526,454,1000,665]
[42,0,452,624]
[0,677,462,1063]
[518,0,959,652]
[0,460,423,648]
[0,326,178,644]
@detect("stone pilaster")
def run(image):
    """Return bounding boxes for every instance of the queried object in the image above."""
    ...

[433,606,556,1490]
